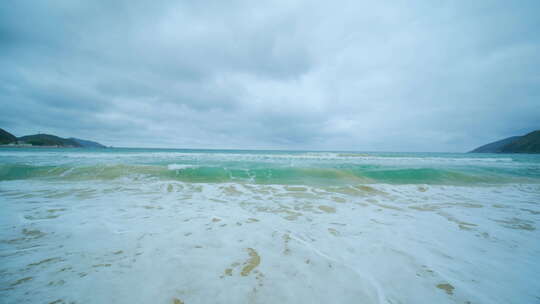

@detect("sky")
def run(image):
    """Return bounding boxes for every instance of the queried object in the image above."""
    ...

[1,0,539,152]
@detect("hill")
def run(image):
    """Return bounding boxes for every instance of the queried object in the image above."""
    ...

[1,128,107,148]
[69,137,107,148]
[18,134,82,147]
[470,130,540,154]
[499,130,540,153]
[469,136,521,153]
[0,128,17,144]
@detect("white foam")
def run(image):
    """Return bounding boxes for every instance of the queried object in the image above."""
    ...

[167,164,198,170]
[1,149,539,303]
[1,179,539,303]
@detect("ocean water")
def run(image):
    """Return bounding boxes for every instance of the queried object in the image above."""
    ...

[0,148,539,303]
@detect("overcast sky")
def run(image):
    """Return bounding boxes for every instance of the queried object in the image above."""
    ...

[1,1,539,152]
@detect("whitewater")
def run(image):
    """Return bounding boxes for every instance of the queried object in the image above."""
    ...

[1,148,539,304]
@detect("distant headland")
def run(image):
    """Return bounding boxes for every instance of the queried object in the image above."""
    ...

[3,127,539,152]
[0,128,106,148]
[469,130,540,154]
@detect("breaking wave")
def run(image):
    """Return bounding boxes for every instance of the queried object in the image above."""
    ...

[0,163,536,185]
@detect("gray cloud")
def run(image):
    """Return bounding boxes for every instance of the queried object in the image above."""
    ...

[1,0,539,151]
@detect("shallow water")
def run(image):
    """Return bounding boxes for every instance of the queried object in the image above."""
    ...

[1,148,539,303]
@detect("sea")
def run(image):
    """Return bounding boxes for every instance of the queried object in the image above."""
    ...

[1,148,539,303]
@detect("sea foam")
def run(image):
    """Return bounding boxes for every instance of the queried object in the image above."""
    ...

[0,148,539,303]
[167,164,199,170]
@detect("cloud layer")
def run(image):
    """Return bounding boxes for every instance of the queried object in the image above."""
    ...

[1,0,539,151]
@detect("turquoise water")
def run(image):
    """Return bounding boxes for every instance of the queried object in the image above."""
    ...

[1,148,539,185]
[1,148,539,303]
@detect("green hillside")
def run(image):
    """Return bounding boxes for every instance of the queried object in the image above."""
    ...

[0,128,17,144]
[470,130,540,154]
[18,134,82,147]
[499,130,540,153]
